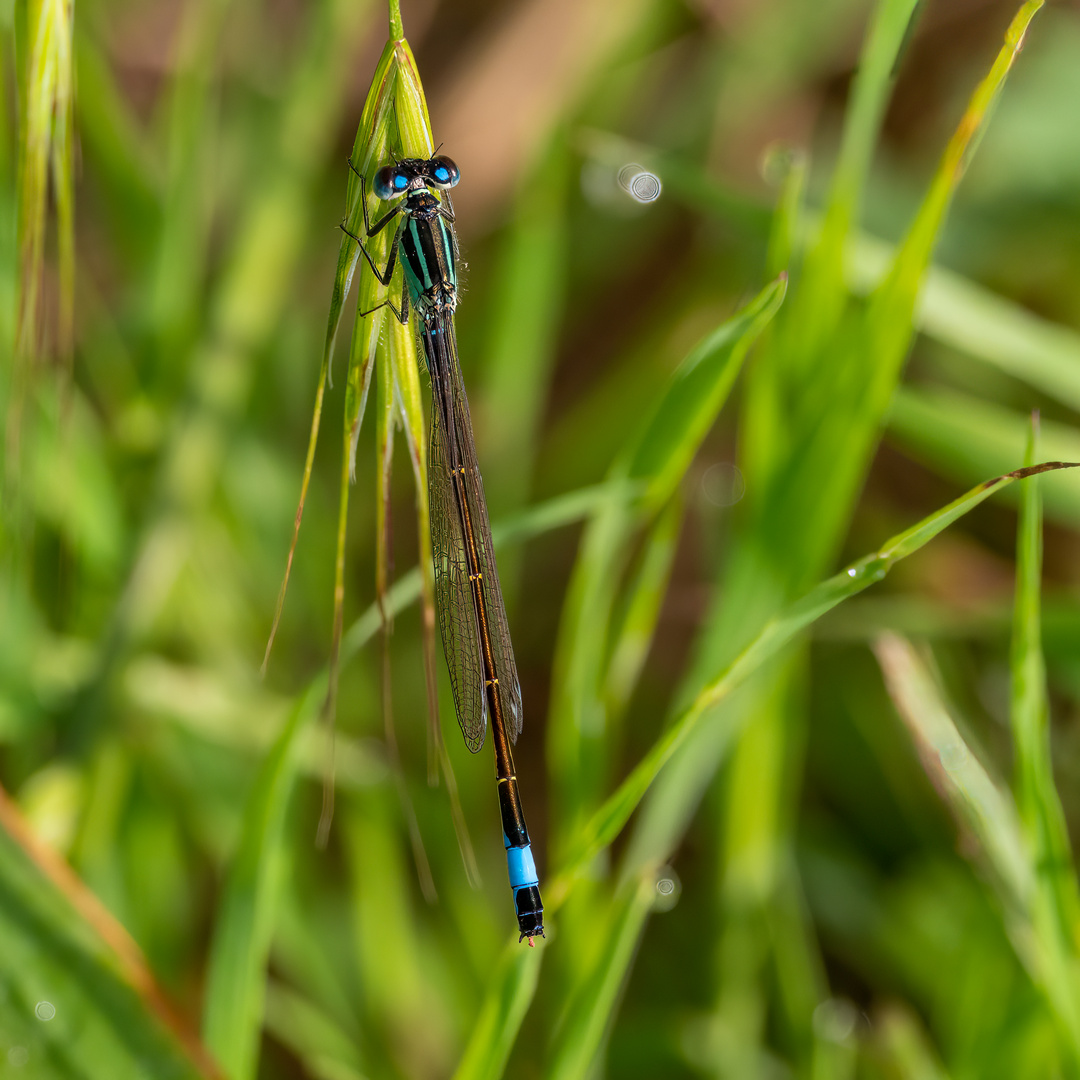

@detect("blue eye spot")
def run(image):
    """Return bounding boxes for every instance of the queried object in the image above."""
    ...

[394,174,408,189]
[434,167,448,181]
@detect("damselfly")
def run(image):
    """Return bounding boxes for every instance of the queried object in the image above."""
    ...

[344,154,544,942]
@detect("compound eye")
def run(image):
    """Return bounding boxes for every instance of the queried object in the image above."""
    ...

[373,165,409,200]
[428,155,459,189]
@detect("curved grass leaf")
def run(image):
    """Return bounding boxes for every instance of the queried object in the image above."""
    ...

[0,789,218,1079]
[323,30,435,791]
[617,0,1051,937]
[789,0,922,361]
[874,630,1080,1070]
[452,940,542,1080]
[862,0,1046,410]
[620,276,788,509]
[889,385,1080,526]
[549,461,1079,907]
[201,688,319,1080]
[604,494,683,722]
[1010,420,1080,1062]
[261,24,413,670]
[547,276,786,853]
[545,873,657,1080]
[848,231,1080,414]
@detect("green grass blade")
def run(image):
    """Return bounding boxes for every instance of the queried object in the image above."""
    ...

[760,0,1047,596]
[877,1006,951,1080]
[790,0,922,360]
[395,285,455,788]
[743,149,806,490]
[874,633,1032,917]
[14,0,56,357]
[862,0,1046,413]
[262,29,393,670]
[0,789,218,1079]
[874,631,1080,1068]
[47,0,71,366]
[546,873,657,1080]
[319,26,437,844]
[9,0,74,509]
[324,38,397,380]
[621,275,787,508]
[1010,418,1080,1058]
[374,337,395,610]
[889,385,1080,527]
[847,230,1080,414]
[481,132,571,544]
[549,462,1078,906]
[201,688,319,1080]
[452,941,543,1080]
[0,18,13,362]
[263,981,367,1080]
[548,276,785,853]
[1013,418,1053,831]
[604,494,682,722]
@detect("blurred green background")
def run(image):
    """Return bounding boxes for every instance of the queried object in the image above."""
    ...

[5,0,1080,1077]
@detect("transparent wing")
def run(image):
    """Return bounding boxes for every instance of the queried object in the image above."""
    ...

[429,379,488,753]
[447,363,524,743]
[425,317,524,747]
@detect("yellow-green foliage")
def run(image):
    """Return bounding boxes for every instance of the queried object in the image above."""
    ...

[4,1,1080,1078]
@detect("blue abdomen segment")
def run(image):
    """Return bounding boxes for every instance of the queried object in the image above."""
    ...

[505,839,539,892]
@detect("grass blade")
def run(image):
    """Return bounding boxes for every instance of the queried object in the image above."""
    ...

[8,0,74,517]
[604,494,683,722]
[789,0,922,360]
[889,385,1080,527]
[202,688,319,1080]
[621,275,788,509]
[1010,418,1080,1058]
[548,276,786,853]
[546,872,657,1080]
[452,941,543,1080]
[862,0,1046,414]
[549,462,1079,905]
[262,33,394,670]
[875,633,1032,917]
[874,631,1080,1068]
[848,230,1080,414]
[0,787,219,1079]
[314,24,436,841]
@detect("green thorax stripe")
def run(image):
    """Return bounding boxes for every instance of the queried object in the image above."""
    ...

[401,213,456,303]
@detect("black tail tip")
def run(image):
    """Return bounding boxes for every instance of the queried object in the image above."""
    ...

[515,885,544,942]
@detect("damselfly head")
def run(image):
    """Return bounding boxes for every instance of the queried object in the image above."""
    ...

[373,155,460,200]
